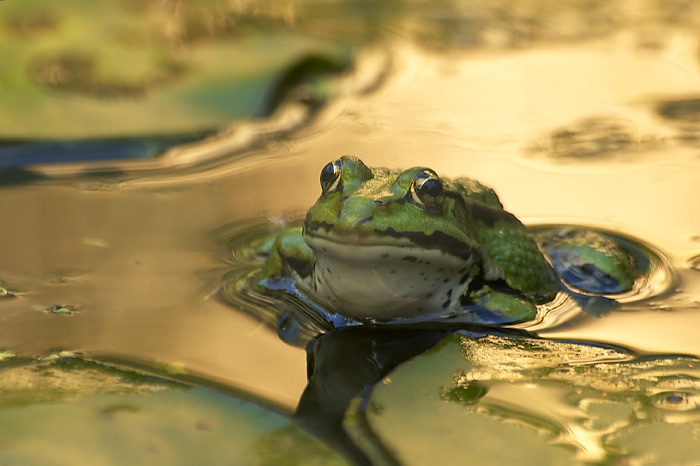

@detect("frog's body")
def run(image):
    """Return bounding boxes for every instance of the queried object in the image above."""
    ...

[252,156,636,325]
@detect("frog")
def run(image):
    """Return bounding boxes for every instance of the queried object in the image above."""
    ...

[249,156,638,326]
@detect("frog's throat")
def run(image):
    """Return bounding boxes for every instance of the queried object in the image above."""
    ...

[303,235,480,319]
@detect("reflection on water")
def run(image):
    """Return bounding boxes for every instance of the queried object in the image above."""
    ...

[1,0,700,464]
[367,332,700,465]
[286,325,700,465]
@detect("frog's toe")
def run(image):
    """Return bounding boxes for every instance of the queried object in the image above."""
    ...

[472,291,538,324]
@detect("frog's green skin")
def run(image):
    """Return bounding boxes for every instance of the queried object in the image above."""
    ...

[253,156,633,324]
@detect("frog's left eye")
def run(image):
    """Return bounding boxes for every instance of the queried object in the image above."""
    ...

[320,160,342,194]
[410,170,444,211]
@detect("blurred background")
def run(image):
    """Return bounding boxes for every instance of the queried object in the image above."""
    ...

[0,0,699,464]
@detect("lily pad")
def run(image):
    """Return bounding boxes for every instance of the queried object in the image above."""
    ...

[0,0,351,140]
[0,356,348,466]
[366,332,700,464]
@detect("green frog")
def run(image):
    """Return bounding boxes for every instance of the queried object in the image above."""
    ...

[250,156,638,325]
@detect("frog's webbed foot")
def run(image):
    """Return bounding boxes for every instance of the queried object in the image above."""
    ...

[258,227,314,279]
[533,227,638,295]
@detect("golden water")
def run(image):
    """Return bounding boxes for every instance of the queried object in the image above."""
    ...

[1,9,700,464]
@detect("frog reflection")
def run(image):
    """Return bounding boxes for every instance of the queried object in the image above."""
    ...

[295,326,700,465]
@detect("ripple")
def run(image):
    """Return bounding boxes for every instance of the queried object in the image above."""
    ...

[222,221,676,338]
[219,268,332,347]
[517,292,584,332]
[531,225,675,303]
[613,235,675,303]
[216,218,298,265]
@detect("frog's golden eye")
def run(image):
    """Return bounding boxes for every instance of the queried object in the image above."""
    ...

[410,170,444,210]
[320,159,342,194]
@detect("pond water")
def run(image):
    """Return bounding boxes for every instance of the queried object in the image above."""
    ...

[1,1,700,465]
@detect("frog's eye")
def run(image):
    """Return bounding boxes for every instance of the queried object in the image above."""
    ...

[320,160,342,194]
[410,170,444,211]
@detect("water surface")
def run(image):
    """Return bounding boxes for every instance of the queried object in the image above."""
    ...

[1,1,700,464]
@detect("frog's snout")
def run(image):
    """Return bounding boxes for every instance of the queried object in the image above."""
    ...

[337,197,376,223]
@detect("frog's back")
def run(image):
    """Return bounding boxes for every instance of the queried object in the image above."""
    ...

[451,178,559,303]
[450,177,504,209]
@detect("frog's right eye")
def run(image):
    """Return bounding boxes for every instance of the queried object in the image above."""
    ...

[410,169,444,211]
[320,160,342,194]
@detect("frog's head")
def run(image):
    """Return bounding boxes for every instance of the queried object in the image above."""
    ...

[302,156,501,320]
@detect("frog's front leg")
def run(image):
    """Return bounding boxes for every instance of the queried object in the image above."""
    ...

[471,289,538,323]
[258,227,315,282]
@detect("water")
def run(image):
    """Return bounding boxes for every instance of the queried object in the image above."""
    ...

[1,1,700,464]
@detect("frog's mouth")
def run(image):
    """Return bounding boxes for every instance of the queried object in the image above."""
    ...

[303,222,477,261]
[305,231,470,265]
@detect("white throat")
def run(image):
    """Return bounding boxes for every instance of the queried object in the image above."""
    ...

[304,236,477,321]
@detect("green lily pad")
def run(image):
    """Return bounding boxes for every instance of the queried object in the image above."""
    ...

[0,0,350,139]
[366,332,700,464]
[0,356,348,466]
